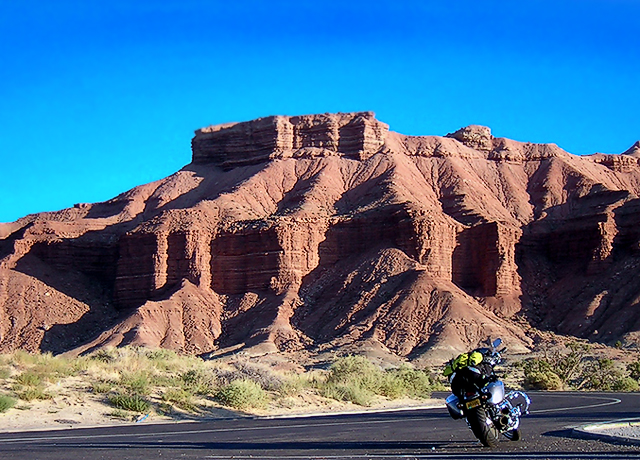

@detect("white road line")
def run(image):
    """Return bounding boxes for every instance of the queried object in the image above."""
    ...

[530,395,621,414]
[0,418,428,444]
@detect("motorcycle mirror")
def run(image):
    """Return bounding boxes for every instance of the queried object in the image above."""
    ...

[492,338,502,348]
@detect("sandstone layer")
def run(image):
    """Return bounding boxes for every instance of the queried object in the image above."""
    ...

[1,112,640,360]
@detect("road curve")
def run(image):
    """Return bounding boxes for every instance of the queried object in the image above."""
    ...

[0,392,638,460]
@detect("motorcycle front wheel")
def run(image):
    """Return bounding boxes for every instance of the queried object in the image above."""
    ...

[467,406,500,447]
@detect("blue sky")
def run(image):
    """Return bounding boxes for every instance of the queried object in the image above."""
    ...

[1,0,638,223]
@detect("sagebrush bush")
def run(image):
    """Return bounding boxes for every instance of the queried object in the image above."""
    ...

[213,362,283,391]
[214,379,268,410]
[321,382,373,406]
[320,356,388,405]
[384,365,434,399]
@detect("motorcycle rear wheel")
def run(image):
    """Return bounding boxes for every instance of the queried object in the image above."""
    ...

[467,407,500,447]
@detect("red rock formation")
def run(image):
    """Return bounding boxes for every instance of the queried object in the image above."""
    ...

[2,111,640,359]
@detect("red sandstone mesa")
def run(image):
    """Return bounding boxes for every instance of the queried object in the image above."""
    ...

[1,112,639,360]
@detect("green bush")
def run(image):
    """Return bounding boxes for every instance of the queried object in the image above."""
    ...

[523,371,563,390]
[627,359,640,381]
[612,376,640,392]
[214,379,268,410]
[0,394,16,412]
[384,365,434,399]
[321,382,373,406]
[579,358,625,391]
[522,358,563,390]
[108,394,151,413]
[119,371,152,395]
[0,367,11,380]
[180,369,215,395]
[317,356,436,406]
[15,371,43,387]
[92,381,113,394]
[319,356,382,405]
[162,388,197,412]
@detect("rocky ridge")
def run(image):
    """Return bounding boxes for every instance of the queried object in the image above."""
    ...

[1,112,640,361]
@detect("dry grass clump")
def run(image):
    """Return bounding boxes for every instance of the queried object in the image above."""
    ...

[108,393,151,413]
[0,394,16,412]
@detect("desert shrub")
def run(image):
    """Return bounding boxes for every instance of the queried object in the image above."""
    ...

[216,362,283,391]
[92,381,114,394]
[321,382,373,406]
[278,374,312,397]
[0,367,10,380]
[325,355,382,390]
[34,354,77,378]
[318,355,384,406]
[162,388,198,412]
[524,370,563,390]
[145,349,178,362]
[0,394,16,412]
[15,371,43,387]
[613,376,640,392]
[119,371,152,395]
[108,409,130,420]
[144,349,186,372]
[522,359,563,390]
[384,365,434,399]
[214,379,268,410]
[108,393,151,413]
[9,350,41,368]
[180,369,215,395]
[17,387,52,401]
[579,358,625,391]
[317,356,438,405]
[551,342,590,384]
[627,359,640,381]
[89,349,117,364]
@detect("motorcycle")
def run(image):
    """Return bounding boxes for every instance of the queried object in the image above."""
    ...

[444,338,531,447]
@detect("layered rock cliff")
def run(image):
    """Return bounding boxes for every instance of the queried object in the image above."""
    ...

[1,111,640,360]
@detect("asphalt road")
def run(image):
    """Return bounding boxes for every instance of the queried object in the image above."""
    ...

[0,392,639,460]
